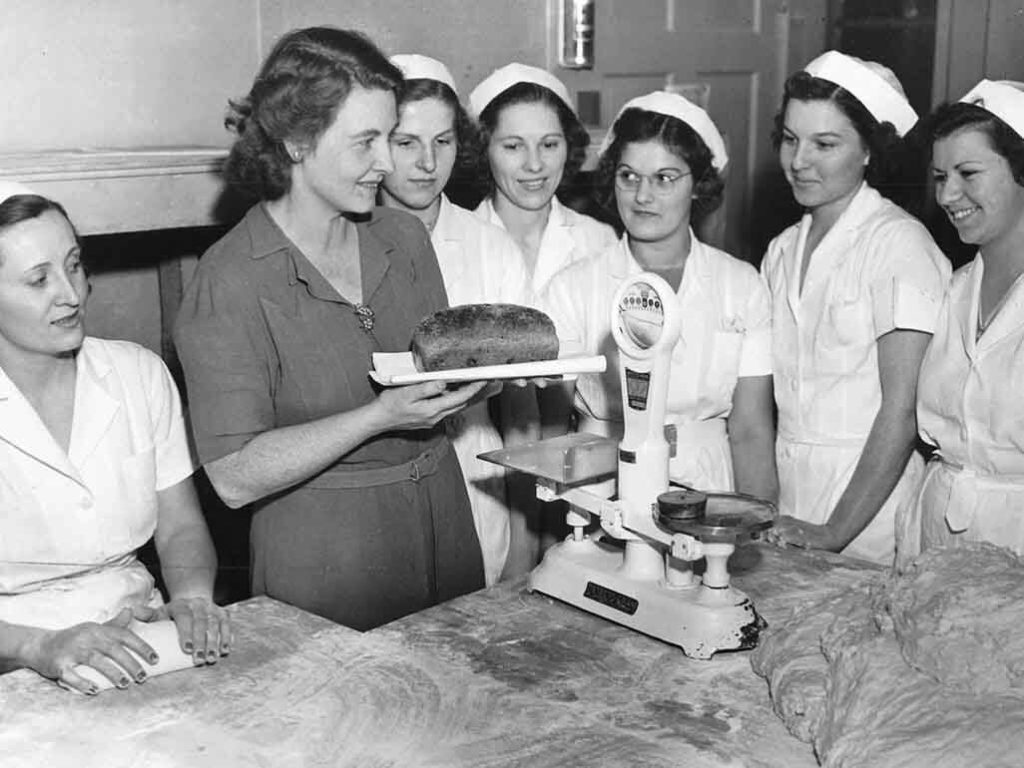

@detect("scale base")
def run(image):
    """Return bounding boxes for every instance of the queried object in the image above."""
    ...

[527,537,764,659]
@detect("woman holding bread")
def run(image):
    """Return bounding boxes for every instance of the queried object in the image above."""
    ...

[761,52,949,566]
[901,80,1024,563]
[380,54,531,586]
[173,28,486,630]
[543,92,778,501]
[0,183,230,693]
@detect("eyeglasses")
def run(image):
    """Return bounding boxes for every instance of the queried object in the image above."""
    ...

[614,168,690,196]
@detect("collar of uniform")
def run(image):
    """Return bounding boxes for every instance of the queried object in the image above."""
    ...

[433,194,460,243]
[824,181,883,234]
[609,228,706,281]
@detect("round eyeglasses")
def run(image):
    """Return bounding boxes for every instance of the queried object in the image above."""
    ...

[614,168,690,196]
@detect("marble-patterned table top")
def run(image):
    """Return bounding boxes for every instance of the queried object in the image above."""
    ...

[0,545,876,767]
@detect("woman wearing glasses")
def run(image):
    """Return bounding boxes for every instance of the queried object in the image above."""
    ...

[542,92,778,498]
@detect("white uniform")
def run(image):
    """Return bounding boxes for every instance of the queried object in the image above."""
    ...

[905,254,1024,565]
[544,234,772,490]
[0,338,195,630]
[761,183,949,565]
[474,195,618,299]
[432,195,531,586]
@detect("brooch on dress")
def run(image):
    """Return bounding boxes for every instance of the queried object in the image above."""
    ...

[354,303,375,332]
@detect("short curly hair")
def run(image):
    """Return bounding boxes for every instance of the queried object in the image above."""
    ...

[396,78,481,192]
[0,194,80,266]
[223,26,403,201]
[927,101,1024,186]
[594,107,725,227]
[472,82,589,199]
[772,71,904,188]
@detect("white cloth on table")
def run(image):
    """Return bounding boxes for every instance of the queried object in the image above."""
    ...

[904,254,1024,565]
[0,338,195,629]
[473,195,617,301]
[543,233,772,492]
[761,182,950,566]
[432,195,531,585]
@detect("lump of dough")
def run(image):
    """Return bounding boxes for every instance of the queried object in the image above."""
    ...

[753,542,1024,767]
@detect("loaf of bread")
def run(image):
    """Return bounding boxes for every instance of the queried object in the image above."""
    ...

[411,303,559,372]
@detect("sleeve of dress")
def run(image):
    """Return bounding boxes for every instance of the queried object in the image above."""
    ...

[737,264,773,378]
[173,266,277,465]
[869,220,952,337]
[139,347,196,491]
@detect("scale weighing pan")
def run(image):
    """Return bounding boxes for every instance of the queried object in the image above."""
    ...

[478,433,618,485]
[658,491,776,543]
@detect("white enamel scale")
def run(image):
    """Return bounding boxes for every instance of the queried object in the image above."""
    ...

[481,272,774,659]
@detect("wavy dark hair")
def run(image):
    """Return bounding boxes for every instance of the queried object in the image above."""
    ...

[595,107,725,228]
[927,101,1024,186]
[772,71,904,189]
[472,81,589,199]
[223,26,403,201]
[0,194,80,265]
[394,77,480,191]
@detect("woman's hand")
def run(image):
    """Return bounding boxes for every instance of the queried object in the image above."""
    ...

[21,607,157,695]
[142,597,232,665]
[374,380,489,431]
[764,515,842,552]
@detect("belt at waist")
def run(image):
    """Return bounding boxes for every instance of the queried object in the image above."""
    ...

[777,430,866,448]
[305,439,451,490]
[933,455,1024,487]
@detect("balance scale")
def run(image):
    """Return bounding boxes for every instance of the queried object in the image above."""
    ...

[481,272,774,659]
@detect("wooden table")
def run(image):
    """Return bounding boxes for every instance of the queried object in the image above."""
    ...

[0,545,876,767]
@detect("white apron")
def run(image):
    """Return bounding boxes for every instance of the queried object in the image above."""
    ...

[0,338,193,629]
[432,196,531,585]
[545,234,772,493]
[761,183,949,565]
[904,254,1024,566]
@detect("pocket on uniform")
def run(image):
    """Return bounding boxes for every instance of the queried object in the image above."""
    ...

[825,298,872,348]
[118,446,159,547]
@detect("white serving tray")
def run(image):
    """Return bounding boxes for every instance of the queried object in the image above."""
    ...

[370,352,606,386]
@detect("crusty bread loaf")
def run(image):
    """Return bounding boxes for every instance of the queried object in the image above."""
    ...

[411,303,559,372]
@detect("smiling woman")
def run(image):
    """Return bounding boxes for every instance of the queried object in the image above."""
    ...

[905,81,1024,564]
[173,28,487,630]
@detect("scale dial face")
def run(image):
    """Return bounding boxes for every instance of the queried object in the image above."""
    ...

[616,280,668,350]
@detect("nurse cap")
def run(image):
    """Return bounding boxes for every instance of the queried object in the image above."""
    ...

[804,50,918,137]
[468,62,575,120]
[0,180,35,205]
[390,54,458,94]
[959,79,1024,140]
[598,90,729,171]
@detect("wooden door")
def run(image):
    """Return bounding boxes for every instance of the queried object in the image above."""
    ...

[547,0,794,261]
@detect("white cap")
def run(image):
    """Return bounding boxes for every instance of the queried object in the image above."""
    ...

[804,50,918,136]
[959,79,1024,140]
[598,91,729,171]
[0,180,34,205]
[390,54,458,95]
[468,62,574,120]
